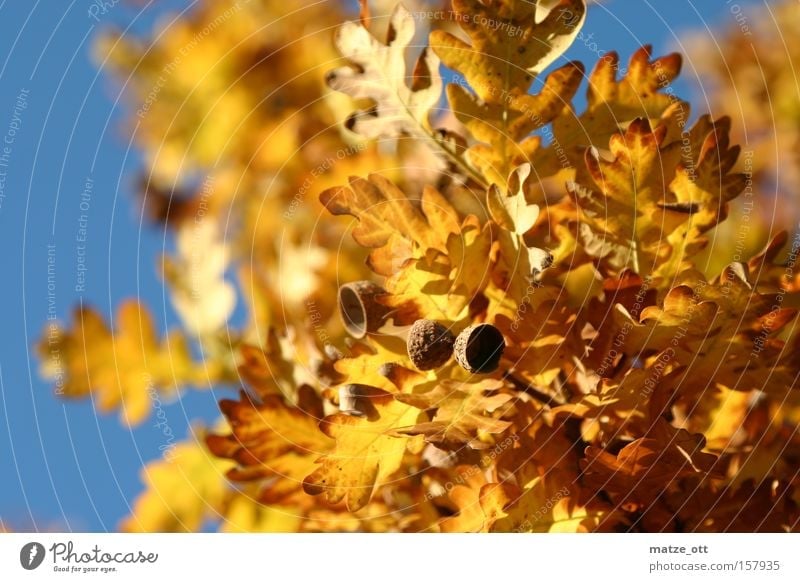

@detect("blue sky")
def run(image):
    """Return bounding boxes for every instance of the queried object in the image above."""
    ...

[0,0,766,532]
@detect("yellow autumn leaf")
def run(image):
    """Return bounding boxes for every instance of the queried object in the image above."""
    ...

[569,117,745,281]
[395,379,514,449]
[320,174,459,276]
[39,301,215,426]
[431,0,586,184]
[303,389,422,511]
[383,214,493,322]
[329,3,442,141]
[448,62,584,186]
[207,392,333,504]
[616,264,798,397]
[538,46,686,176]
[121,435,231,532]
[485,474,618,532]
[219,494,303,533]
[487,164,553,302]
[431,0,586,104]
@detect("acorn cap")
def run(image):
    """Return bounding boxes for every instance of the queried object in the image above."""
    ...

[454,323,505,374]
[406,319,455,371]
[338,384,385,419]
[338,281,391,339]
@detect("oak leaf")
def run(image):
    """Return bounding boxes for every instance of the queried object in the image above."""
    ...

[431,0,586,184]
[538,46,686,175]
[38,301,214,426]
[484,475,618,532]
[320,174,459,276]
[206,392,333,504]
[394,379,514,449]
[615,264,798,396]
[581,419,720,505]
[329,3,441,140]
[570,117,745,279]
[448,62,584,185]
[382,214,493,322]
[121,435,231,532]
[487,165,554,301]
[432,0,586,104]
[303,388,422,511]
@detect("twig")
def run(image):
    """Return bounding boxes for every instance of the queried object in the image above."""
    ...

[504,372,566,406]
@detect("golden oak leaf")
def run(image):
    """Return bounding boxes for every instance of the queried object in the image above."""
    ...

[484,474,618,532]
[432,0,586,104]
[571,119,685,274]
[438,465,493,533]
[383,248,470,322]
[581,419,720,505]
[448,62,584,185]
[320,174,459,276]
[327,2,493,185]
[219,494,302,533]
[121,435,231,532]
[38,301,214,426]
[674,480,798,533]
[616,265,798,396]
[538,46,686,175]
[206,393,333,504]
[570,117,745,280]
[328,3,442,141]
[394,379,514,449]
[383,214,493,322]
[303,389,422,511]
[487,165,554,301]
[660,116,746,274]
[432,0,586,184]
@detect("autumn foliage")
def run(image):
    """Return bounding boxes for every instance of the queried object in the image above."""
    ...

[39,0,800,532]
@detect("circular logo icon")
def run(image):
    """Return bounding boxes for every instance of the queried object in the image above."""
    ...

[20,542,46,570]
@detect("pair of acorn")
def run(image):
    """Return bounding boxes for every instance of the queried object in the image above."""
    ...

[339,281,505,374]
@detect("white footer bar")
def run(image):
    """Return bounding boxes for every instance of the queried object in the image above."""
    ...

[1,533,797,581]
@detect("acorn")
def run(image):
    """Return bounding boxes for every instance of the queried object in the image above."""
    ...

[454,323,505,374]
[338,281,391,339]
[406,319,455,371]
